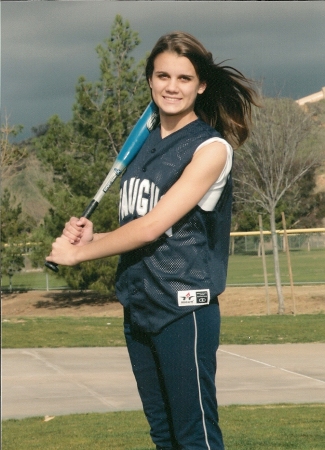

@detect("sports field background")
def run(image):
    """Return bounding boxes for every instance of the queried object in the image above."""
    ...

[2,248,324,292]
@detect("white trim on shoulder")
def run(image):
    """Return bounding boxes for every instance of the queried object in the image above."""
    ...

[195,137,233,211]
[164,137,233,236]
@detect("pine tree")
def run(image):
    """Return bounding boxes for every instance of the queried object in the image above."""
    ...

[1,190,27,287]
[32,15,150,295]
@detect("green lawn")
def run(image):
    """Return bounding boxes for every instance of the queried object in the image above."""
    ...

[220,314,325,344]
[227,249,325,285]
[2,404,325,449]
[1,270,67,291]
[2,314,324,348]
[2,317,126,348]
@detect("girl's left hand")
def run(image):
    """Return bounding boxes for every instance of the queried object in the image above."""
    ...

[46,235,80,267]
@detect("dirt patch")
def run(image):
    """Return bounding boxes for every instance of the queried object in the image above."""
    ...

[2,285,324,318]
[2,291,123,318]
[219,285,325,316]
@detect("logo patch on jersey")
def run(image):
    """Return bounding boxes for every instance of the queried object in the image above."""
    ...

[178,289,210,306]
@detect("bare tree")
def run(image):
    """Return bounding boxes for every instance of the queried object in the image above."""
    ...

[1,115,28,182]
[233,97,324,314]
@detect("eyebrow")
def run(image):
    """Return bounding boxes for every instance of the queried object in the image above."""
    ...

[154,71,195,79]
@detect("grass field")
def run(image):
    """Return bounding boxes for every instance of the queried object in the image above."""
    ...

[2,314,324,348]
[2,249,325,291]
[1,271,67,291]
[2,404,325,449]
[227,248,325,285]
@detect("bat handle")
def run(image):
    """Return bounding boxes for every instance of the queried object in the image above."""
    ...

[44,200,99,273]
[81,199,98,219]
[45,261,59,272]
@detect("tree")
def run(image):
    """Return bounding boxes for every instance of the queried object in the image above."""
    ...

[1,190,28,287]
[32,15,150,294]
[1,115,28,182]
[1,119,32,287]
[233,97,324,313]
[232,163,323,232]
[2,240,25,292]
[73,14,150,155]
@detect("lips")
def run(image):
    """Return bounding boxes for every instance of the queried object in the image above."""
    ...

[163,96,181,102]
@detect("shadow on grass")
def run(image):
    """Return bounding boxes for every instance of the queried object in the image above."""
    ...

[34,291,117,310]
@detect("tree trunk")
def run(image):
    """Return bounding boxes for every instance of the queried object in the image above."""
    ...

[270,209,285,314]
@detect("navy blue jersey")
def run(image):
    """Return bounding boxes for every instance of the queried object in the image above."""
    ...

[115,119,232,333]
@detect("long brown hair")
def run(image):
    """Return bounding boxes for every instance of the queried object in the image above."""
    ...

[146,31,259,148]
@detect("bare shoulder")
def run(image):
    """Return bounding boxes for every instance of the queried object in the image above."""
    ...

[192,140,228,167]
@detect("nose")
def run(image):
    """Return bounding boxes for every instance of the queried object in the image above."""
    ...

[165,78,179,93]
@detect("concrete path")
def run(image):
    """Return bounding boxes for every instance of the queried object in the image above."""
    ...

[2,343,325,420]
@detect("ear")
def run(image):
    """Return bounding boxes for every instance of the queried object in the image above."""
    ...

[198,82,207,95]
[148,78,153,89]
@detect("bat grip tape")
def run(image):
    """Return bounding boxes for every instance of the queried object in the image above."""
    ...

[81,199,99,219]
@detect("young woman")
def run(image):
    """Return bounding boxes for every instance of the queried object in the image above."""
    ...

[46,32,258,450]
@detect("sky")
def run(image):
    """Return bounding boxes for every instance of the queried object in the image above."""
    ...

[2,1,325,142]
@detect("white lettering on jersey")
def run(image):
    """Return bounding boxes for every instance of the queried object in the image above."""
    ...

[136,179,150,216]
[120,180,129,220]
[119,177,160,221]
[150,182,160,211]
[128,178,140,215]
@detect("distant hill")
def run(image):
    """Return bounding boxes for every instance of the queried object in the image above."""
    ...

[2,149,53,224]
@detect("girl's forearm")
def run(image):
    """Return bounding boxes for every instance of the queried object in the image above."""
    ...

[75,219,155,264]
[92,232,109,242]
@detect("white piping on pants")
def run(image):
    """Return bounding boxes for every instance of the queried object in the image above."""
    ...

[193,311,211,450]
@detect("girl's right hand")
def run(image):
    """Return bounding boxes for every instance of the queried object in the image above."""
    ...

[62,216,94,246]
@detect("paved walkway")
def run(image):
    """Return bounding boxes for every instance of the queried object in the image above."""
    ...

[2,343,325,420]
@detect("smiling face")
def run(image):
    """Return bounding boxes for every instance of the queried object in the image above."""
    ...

[149,51,206,127]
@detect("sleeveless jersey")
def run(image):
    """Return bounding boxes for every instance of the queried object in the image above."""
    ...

[115,119,232,333]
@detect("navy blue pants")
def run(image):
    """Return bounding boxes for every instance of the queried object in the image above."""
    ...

[124,304,224,450]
